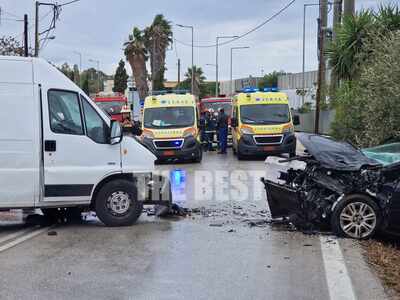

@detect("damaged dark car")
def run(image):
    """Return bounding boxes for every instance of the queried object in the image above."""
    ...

[261,133,400,239]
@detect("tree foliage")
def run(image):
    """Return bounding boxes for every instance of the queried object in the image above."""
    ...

[257,71,286,89]
[124,27,149,99]
[113,59,129,93]
[145,14,172,91]
[0,36,25,56]
[332,31,400,147]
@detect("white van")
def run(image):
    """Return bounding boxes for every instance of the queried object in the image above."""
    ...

[0,56,170,226]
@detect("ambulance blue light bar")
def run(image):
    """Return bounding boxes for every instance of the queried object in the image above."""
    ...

[242,87,259,93]
[263,87,279,92]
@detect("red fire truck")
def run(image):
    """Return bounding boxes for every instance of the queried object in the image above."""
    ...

[199,96,233,145]
[199,96,232,117]
[93,93,128,122]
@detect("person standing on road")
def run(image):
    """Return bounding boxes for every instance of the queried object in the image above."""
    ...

[217,108,228,154]
[205,110,216,151]
[199,111,207,150]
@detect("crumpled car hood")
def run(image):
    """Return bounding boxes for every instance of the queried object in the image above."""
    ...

[297,133,381,171]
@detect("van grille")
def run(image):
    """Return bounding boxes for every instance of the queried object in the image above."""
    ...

[153,139,184,149]
[254,135,283,145]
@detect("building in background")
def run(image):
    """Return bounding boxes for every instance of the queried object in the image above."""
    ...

[219,76,262,96]
[278,70,331,109]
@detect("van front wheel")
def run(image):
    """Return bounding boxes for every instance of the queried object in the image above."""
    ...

[95,179,143,227]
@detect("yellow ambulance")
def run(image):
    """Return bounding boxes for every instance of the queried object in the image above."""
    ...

[231,88,299,159]
[140,93,202,162]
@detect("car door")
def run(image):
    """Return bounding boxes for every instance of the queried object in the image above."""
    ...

[42,88,121,203]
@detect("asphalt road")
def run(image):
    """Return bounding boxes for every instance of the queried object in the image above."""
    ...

[0,150,389,300]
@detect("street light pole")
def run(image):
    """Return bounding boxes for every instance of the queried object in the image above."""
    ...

[176,24,194,95]
[302,3,320,106]
[230,47,250,96]
[73,51,82,73]
[215,35,238,97]
[89,58,100,93]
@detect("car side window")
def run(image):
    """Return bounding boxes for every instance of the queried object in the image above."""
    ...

[81,96,109,144]
[48,90,84,135]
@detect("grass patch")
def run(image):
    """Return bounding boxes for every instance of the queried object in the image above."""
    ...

[362,239,400,298]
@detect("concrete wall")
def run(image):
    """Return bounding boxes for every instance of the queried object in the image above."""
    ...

[294,109,335,135]
[219,76,262,96]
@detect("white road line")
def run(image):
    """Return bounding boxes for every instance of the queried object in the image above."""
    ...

[0,228,36,245]
[0,226,51,253]
[320,236,357,300]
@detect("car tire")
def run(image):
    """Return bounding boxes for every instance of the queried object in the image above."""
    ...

[95,179,143,227]
[289,149,296,158]
[331,194,381,239]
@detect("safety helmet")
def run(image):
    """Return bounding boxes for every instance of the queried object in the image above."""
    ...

[121,105,131,114]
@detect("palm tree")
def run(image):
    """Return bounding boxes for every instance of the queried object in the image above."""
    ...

[375,3,400,32]
[326,10,374,81]
[124,27,149,100]
[144,14,172,91]
[184,66,206,97]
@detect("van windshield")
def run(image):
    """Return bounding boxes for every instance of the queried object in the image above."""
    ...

[144,106,195,129]
[240,104,290,125]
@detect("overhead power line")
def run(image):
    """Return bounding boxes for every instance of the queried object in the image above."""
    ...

[174,0,297,48]
[59,0,81,7]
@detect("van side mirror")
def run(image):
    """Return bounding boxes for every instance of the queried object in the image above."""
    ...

[131,121,142,136]
[110,120,123,144]
[231,117,238,128]
[293,115,300,126]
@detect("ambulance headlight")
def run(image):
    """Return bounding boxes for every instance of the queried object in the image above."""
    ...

[142,129,154,139]
[183,127,197,138]
[240,126,254,135]
[283,126,294,134]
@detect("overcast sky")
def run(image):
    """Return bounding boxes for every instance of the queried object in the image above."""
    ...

[0,0,394,81]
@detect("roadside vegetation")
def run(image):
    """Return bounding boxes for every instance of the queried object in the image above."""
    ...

[328,4,400,147]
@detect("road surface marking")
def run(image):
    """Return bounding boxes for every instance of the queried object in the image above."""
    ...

[0,226,51,253]
[320,236,357,300]
[0,228,35,245]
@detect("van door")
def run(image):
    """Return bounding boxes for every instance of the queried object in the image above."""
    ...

[41,88,121,203]
[0,79,38,208]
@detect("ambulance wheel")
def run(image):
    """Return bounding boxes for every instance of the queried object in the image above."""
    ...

[95,179,143,227]
[193,148,203,163]
[237,149,245,160]
[232,145,237,155]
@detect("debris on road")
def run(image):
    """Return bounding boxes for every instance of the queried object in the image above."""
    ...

[47,231,58,236]
[261,133,400,240]
[209,222,224,227]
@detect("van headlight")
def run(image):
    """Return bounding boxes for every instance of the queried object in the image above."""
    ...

[240,126,254,135]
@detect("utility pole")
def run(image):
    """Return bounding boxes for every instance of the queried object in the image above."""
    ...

[315,0,328,134]
[302,3,320,107]
[24,14,28,57]
[177,58,181,86]
[343,0,355,18]
[330,0,343,96]
[34,1,39,57]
